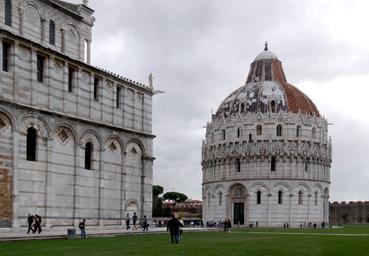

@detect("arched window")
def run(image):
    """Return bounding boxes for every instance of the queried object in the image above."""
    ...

[305,159,309,172]
[257,125,262,135]
[49,20,55,45]
[271,156,276,171]
[84,39,89,63]
[278,191,283,204]
[276,125,282,136]
[85,142,93,170]
[221,129,226,140]
[270,100,276,112]
[218,192,222,205]
[296,125,301,137]
[237,128,241,138]
[256,191,261,204]
[26,127,37,161]
[312,127,316,138]
[235,158,241,173]
[298,191,303,205]
[240,103,245,113]
[314,191,318,206]
[248,134,252,142]
[5,0,12,26]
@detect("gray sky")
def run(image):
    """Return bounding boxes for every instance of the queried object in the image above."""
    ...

[83,0,369,202]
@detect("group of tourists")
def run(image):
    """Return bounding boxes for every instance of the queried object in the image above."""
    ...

[125,213,149,231]
[166,215,184,244]
[26,213,42,234]
[206,219,232,232]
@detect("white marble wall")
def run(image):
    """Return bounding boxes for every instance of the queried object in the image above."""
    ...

[202,111,331,227]
[0,0,154,228]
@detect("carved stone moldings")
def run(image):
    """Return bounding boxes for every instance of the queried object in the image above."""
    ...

[19,46,31,62]
[25,5,40,25]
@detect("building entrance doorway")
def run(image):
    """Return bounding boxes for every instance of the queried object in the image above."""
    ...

[234,203,244,225]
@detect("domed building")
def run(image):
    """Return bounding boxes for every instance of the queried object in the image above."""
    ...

[201,44,332,227]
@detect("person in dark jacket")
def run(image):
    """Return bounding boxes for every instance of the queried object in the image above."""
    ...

[125,213,130,230]
[132,212,138,230]
[142,215,148,231]
[167,215,183,244]
[26,213,34,234]
[79,219,86,238]
[33,214,42,234]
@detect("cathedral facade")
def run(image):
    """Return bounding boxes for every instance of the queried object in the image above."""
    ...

[202,45,332,227]
[0,0,154,228]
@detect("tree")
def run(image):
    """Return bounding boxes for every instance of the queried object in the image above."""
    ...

[163,192,188,203]
[153,185,164,197]
[152,185,164,217]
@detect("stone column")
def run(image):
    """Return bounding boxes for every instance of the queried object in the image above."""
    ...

[121,151,127,227]
[98,148,103,226]
[267,193,271,225]
[308,194,312,223]
[73,142,79,226]
[45,137,53,228]
[12,129,19,227]
[225,195,230,220]
[40,18,46,44]
[18,8,25,36]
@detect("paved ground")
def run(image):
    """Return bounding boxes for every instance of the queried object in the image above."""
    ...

[0,226,211,242]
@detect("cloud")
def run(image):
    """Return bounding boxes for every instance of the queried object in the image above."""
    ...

[87,0,369,201]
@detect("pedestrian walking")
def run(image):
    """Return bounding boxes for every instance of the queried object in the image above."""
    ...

[167,214,183,244]
[79,219,86,238]
[143,215,148,231]
[132,212,137,230]
[126,213,130,230]
[26,213,34,234]
[178,217,184,240]
[33,214,42,234]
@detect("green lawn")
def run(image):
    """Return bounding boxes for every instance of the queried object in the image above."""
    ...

[1,226,369,256]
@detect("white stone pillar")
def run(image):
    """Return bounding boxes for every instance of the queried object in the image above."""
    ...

[18,8,25,36]
[45,137,53,228]
[40,18,46,44]
[121,151,127,227]
[12,129,19,227]
[267,193,271,225]
[73,142,79,227]
[98,148,103,226]
[308,194,312,223]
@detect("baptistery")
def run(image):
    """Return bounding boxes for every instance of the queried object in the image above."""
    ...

[201,44,332,227]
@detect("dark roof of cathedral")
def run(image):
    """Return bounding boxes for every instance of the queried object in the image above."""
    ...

[216,44,320,118]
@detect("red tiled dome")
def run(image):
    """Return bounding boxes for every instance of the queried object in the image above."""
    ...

[216,45,320,117]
